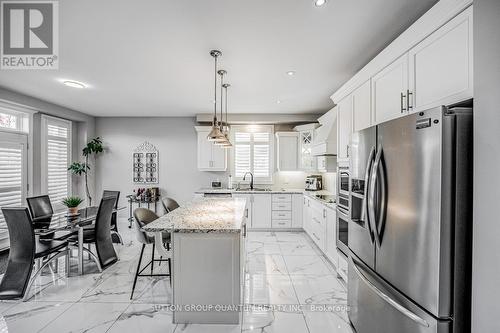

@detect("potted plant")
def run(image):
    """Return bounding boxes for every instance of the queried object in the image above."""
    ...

[68,137,104,206]
[62,196,84,215]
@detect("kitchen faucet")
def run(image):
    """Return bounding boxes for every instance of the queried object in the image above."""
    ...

[243,172,254,190]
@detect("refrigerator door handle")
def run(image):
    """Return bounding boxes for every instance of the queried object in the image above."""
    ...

[368,145,387,247]
[362,146,376,243]
[350,257,430,328]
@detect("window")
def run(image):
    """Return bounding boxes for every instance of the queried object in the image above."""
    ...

[0,105,29,133]
[41,116,72,207]
[232,125,273,183]
[0,132,27,250]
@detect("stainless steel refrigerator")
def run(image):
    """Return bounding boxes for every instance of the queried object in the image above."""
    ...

[347,106,472,333]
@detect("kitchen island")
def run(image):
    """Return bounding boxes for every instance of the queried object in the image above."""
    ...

[144,197,247,324]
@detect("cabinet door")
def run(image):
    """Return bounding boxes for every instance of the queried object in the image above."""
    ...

[299,130,316,171]
[337,97,353,160]
[252,194,272,228]
[325,207,338,266]
[352,80,372,132]
[233,194,253,228]
[292,194,303,228]
[277,134,298,171]
[197,131,213,170]
[303,197,311,234]
[372,54,409,124]
[211,144,227,171]
[409,6,473,112]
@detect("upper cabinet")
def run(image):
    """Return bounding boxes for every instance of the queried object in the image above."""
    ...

[294,123,320,172]
[337,98,352,161]
[195,126,227,171]
[408,6,473,112]
[331,1,473,132]
[276,132,299,171]
[352,80,372,132]
[372,54,409,124]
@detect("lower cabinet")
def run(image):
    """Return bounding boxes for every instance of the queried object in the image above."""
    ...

[325,206,338,267]
[253,194,272,228]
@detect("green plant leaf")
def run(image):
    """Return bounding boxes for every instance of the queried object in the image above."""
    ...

[61,196,84,208]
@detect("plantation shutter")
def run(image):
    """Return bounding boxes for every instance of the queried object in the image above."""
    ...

[0,132,27,250]
[233,128,272,182]
[42,116,71,207]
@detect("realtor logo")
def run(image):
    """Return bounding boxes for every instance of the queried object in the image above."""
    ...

[0,0,58,69]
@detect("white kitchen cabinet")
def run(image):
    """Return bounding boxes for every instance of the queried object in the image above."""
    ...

[352,80,372,132]
[195,126,227,171]
[232,194,253,228]
[317,155,336,173]
[292,194,303,228]
[408,6,473,112]
[371,54,409,124]
[303,196,312,235]
[325,206,338,267]
[298,129,317,171]
[337,96,353,161]
[276,132,299,171]
[251,194,272,229]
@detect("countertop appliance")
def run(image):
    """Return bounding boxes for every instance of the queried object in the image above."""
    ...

[305,175,322,191]
[347,106,472,333]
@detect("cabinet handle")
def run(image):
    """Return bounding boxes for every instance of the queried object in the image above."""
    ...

[401,92,407,113]
[323,209,326,218]
[245,208,248,218]
[346,145,350,158]
[407,90,413,110]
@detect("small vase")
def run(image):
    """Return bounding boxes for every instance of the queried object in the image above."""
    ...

[68,207,79,215]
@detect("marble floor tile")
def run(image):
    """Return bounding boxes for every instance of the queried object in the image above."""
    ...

[283,255,333,275]
[0,301,72,333]
[245,274,299,305]
[107,303,177,333]
[134,277,172,304]
[80,273,151,303]
[246,241,281,256]
[290,274,347,305]
[279,242,322,256]
[242,309,309,333]
[28,273,107,302]
[303,310,353,333]
[39,302,129,333]
[175,323,241,333]
[246,254,288,276]
[0,301,18,315]
[246,232,277,243]
[274,232,309,244]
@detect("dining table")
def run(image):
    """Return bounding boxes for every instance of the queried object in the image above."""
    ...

[1,206,125,275]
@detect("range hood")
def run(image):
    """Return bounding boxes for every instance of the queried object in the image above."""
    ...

[312,108,337,156]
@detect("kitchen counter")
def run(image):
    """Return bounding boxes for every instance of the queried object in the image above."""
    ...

[194,187,305,194]
[144,197,246,233]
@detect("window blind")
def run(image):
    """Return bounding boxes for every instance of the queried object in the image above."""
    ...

[233,128,272,181]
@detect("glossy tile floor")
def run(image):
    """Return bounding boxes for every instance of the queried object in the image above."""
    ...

[0,220,353,333]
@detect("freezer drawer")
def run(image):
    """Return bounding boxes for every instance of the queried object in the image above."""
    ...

[348,255,451,333]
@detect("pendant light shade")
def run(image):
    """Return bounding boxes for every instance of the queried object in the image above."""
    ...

[207,50,226,142]
[219,83,232,148]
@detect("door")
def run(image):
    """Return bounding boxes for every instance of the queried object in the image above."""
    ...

[348,255,451,333]
[408,7,473,112]
[337,95,352,160]
[252,194,272,228]
[291,194,303,228]
[372,54,409,124]
[0,132,28,250]
[373,107,452,317]
[349,126,376,269]
[352,80,372,132]
[299,130,315,171]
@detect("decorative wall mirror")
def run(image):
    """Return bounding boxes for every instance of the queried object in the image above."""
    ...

[133,141,159,184]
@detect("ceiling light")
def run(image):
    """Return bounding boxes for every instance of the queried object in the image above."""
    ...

[314,0,327,7]
[277,100,281,104]
[286,71,295,76]
[62,80,87,89]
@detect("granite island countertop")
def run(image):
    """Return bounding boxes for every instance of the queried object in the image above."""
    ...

[143,197,247,233]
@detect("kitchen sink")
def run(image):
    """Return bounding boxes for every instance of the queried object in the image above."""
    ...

[235,187,272,192]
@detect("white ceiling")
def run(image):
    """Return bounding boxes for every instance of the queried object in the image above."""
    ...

[0,0,438,117]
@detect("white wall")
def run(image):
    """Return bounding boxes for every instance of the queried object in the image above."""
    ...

[95,117,226,214]
[472,0,500,331]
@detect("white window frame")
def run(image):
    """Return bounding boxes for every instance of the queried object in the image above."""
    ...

[230,124,274,184]
[0,105,29,134]
[41,115,72,210]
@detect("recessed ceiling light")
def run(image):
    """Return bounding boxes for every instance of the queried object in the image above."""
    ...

[277,100,282,104]
[315,0,327,7]
[286,71,296,76]
[62,80,87,89]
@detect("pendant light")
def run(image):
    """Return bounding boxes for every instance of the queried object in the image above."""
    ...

[207,50,225,142]
[219,83,232,148]
[215,70,230,146]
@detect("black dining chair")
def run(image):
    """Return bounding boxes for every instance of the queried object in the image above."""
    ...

[26,195,76,241]
[0,207,70,301]
[161,197,179,214]
[130,207,171,299]
[102,190,122,244]
[68,196,118,271]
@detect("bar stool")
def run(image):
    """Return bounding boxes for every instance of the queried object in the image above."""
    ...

[130,208,171,299]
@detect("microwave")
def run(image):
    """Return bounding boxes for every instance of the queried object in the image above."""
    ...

[338,167,350,196]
